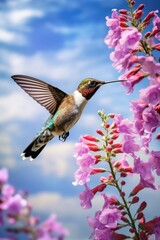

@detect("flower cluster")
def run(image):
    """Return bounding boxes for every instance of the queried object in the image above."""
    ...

[0,168,69,240]
[73,1,160,239]
[73,111,160,239]
[105,1,160,93]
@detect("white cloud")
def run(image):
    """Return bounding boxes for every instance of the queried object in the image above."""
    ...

[35,142,75,177]
[7,9,43,26]
[0,133,16,168]
[29,191,104,240]
[0,29,26,45]
[0,91,43,122]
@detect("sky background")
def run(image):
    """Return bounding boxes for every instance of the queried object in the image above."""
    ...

[0,0,160,239]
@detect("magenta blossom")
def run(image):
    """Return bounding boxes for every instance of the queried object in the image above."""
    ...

[79,184,94,209]
[140,85,160,105]
[149,151,160,176]
[153,12,160,40]
[142,105,160,133]
[37,214,69,239]
[110,27,142,71]
[2,194,27,215]
[122,134,140,154]
[73,137,96,186]
[105,9,121,48]
[133,156,156,190]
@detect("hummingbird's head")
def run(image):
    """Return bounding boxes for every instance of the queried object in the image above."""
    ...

[77,78,124,100]
[77,78,106,100]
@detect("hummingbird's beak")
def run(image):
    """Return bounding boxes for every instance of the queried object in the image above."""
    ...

[102,80,126,85]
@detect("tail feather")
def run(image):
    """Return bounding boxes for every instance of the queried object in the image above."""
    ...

[21,129,54,160]
[21,138,47,160]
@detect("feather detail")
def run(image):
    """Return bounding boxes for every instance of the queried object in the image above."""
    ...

[11,75,68,114]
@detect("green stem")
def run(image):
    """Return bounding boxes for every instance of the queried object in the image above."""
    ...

[108,159,140,240]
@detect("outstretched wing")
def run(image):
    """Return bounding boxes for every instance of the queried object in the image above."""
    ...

[11,75,68,114]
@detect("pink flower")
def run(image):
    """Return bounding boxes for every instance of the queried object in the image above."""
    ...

[79,184,94,209]
[133,156,156,190]
[73,137,96,186]
[149,151,160,176]
[142,105,160,133]
[105,9,121,48]
[99,208,121,228]
[73,168,92,186]
[2,184,15,199]
[137,56,160,84]
[0,168,8,184]
[110,27,142,71]
[37,214,69,238]
[140,85,160,105]
[153,13,160,40]
[122,134,140,154]
[2,194,27,215]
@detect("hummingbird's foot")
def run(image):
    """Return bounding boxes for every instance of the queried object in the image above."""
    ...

[59,131,69,142]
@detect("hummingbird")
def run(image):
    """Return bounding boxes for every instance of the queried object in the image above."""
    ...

[11,75,124,160]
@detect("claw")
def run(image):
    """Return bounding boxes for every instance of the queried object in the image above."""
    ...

[59,132,69,142]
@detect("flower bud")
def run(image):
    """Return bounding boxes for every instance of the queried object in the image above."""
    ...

[134,10,143,20]
[113,148,123,154]
[87,143,100,152]
[137,4,145,10]
[96,129,104,136]
[83,135,99,142]
[137,212,144,220]
[156,133,160,140]
[94,154,101,164]
[119,9,128,15]
[120,172,127,178]
[131,0,135,6]
[92,183,106,194]
[153,44,160,51]
[106,146,112,152]
[108,139,113,145]
[90,168,106,175]
[129,228,135,233]
[112,143,122,148]
[145,31,151,38]
[132,196,139,204]
[121,216,130,223]
[111,133,119,140]
[137,201,147,212]
[129,184,144,196]
[143,11,155,23]
[121,181,126,186]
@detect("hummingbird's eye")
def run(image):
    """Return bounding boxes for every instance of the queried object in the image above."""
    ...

[88,81,97,88]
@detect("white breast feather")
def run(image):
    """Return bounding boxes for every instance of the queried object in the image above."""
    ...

[73,90,87,107]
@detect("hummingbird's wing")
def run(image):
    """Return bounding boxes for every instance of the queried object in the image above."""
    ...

[11,75,68,114]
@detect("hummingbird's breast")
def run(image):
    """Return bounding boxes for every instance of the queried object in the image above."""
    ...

[53,91,87,135]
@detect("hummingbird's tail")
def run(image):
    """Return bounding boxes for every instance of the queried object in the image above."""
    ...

[21,129,54,160]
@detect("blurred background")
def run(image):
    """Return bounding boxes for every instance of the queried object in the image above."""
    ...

[0,0,160,239]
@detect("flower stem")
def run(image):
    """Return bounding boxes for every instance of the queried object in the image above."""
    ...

[108,159,140,240]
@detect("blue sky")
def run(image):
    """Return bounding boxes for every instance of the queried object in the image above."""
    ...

[0,0,160,239]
